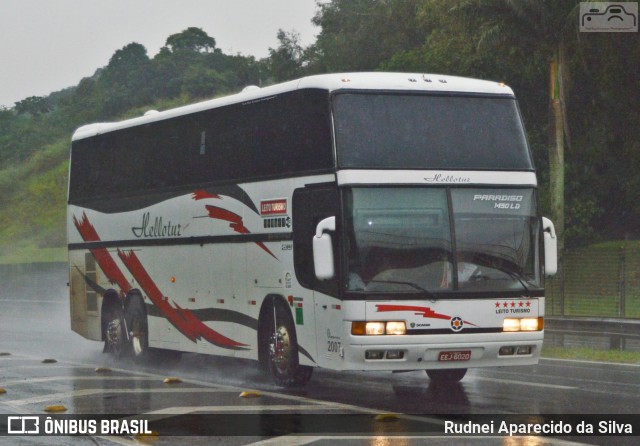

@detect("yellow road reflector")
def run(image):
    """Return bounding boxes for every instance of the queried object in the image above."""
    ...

[374,413,399,422]
[94,367,112,373]
[45,405,67,412]
[134,431,160,443]
[239,391,262,398]
[163,377,182,384]
[42,358,57,364]
[0,388,6,394]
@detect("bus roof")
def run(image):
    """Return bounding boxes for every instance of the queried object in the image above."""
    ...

[72,72,515,141]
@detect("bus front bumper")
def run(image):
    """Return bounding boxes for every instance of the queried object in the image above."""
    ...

[341,331,544,371]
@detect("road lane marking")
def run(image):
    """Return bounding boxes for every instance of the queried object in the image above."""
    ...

[0,376,172,386]
[248,436,593,446]
[5,388,238,406]
[248,437,323,446]
[472,376,576,390]
[144,404,340,414]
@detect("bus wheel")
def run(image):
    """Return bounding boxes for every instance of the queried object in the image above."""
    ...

[126,302,149,361]
[267,302,313,387]
[104,308,125,358]
[426,368,467,383]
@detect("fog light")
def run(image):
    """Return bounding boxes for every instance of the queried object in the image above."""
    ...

[517,345,533,355]
[386,350,404,360]
[385,321,406,335]
[499,346,515,356]
[366,350,384,360]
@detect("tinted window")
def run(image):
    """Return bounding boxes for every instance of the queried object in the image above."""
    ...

[334,93,533,170]
[69,89,333,203]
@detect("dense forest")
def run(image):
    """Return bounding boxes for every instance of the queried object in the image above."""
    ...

[0,0,638,263]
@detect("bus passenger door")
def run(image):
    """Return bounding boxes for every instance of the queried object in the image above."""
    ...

[292,185,343,369]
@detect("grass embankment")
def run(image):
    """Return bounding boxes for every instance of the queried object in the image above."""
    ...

[0,139,69,264]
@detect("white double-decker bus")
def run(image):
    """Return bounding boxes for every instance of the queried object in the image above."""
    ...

[68,72,557,387]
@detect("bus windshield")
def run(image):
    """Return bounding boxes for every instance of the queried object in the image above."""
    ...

[333,93,533,170]
[344,187,541,294]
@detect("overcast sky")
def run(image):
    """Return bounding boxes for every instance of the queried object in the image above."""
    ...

[0,0,320,108]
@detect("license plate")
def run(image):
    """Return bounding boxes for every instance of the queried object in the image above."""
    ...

[438,350,471,362]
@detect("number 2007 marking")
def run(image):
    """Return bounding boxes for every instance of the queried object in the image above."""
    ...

[327,341,341,352]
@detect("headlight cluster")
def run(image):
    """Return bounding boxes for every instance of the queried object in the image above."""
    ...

[502,317,543,332]
[351,321,406,335]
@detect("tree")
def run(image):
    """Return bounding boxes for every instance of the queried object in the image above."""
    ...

[181,65,227,99]
[165,27,216,53]
[452,0,581,257]
[309,0,426,72]
[14,96,52,116]
[267,29,306,82]
[100,42,153,115]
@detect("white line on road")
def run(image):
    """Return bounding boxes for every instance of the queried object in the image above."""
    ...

[5,388,238,406]
[472,376,576,390]
[144,404,340,415]
[247,436,593,446]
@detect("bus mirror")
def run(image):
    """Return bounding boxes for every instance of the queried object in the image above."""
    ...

[542,217,557,277]
[313,216,336,280]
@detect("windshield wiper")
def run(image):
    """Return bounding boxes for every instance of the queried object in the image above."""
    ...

[501,270,535,296]
[367,280,439,300]
[466,254,536,296]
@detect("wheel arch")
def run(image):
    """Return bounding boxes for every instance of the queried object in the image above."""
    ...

[123,288,146,315]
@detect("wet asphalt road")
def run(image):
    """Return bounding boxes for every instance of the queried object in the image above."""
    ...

[0,264,638,445]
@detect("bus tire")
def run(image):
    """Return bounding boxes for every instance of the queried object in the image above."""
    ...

[124,293,149,362]
[426,368,467,383]
[102,290,125,358]
[265,300,313,387]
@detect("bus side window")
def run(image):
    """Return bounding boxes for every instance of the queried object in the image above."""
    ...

[292,186,340,297]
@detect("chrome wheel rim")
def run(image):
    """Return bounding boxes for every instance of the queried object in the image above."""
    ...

[270,325,292,374]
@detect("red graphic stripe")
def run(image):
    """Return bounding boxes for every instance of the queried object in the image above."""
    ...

[74,213,247,350]
[118,249,248,349]
[205,205,277,260]
[206,205,249,233]
[73,213,131,293]
[375,304,478,327]
[192,190,221,201]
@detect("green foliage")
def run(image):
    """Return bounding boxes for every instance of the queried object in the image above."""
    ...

[0,140,69,262]
[267,29,307,82]
[309,0,427,72]
[14,96,52,116]
[0,13,638,262]
[165,27,217,53]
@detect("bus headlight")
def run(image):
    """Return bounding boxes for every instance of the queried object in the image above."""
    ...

[503,318,521,332]
[351,321,406,335]
[365,322,386,335]
[503,317,543,332]
[519,318,540,331]
[385,321,406,335]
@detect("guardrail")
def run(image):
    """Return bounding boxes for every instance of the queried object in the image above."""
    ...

[545,317,640,352]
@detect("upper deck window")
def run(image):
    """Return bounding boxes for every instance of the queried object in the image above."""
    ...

[333,92,533,170]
